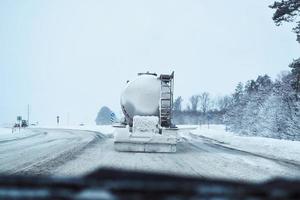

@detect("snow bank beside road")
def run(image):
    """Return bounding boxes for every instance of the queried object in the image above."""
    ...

[190,125,300,163]
[32,125,114,136]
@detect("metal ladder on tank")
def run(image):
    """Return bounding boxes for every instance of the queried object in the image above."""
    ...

[159,71,174,128]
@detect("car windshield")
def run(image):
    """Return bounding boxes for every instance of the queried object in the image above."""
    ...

[1,0,300,187]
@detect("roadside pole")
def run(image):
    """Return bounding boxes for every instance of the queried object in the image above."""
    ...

[17,116,22,133]
[57,116,60,126]
[27,104,30,127]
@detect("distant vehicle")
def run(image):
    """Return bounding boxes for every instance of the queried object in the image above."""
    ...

[13,120,28,129]
[30,122,39,126]
[21,120,28,127]
[79,123,85,126]
[13,123,20,128]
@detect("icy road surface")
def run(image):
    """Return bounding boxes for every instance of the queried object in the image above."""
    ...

[0,128,104,175]
[0,126,300,182]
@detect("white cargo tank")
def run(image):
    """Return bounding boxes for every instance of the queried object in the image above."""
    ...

[120,73,161,126]
[114,71,177,153]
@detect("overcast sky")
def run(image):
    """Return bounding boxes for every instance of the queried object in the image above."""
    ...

[1,0,300,125]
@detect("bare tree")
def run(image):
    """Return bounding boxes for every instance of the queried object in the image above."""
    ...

[189,95,200,112]
[186,103,191,111]
[199,92,210,114]
[217,95,232,111]
[173,96,183,111]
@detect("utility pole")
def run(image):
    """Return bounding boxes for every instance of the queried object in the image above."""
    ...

[67,112,70,126]
[17,116,22,132]
[27,104,30,126]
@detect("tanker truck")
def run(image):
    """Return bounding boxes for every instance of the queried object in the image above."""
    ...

[114,71,177,153]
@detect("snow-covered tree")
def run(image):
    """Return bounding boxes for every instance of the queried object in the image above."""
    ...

[289,58,300,99]
[225,83,245,131]
[225,72,300,140]
[270,0,300,43]
[217,95,232,112]
[95,106,114,125]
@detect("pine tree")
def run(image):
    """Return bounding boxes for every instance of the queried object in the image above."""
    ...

[289,58,300,99]
[95,106,114,125]
[270,0,300,43]
[225,82,245,132]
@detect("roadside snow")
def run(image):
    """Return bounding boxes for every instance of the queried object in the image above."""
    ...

[190,125,300,163]
[32,125,114,136]
[0,128,37,142]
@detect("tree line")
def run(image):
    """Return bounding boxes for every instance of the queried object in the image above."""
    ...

[225,62,300,140]
[173,58,300,140]
[172,93,230,125]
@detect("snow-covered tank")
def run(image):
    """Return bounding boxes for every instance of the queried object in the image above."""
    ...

[120,72,161,126]
[115,71,176,153]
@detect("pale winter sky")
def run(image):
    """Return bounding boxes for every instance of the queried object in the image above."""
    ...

[1,0,300,125]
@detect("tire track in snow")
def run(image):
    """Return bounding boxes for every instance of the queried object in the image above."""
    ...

[15,132,106,175]
[2,129,106,176]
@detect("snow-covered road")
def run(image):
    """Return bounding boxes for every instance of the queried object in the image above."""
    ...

[55,129,300,182]
[0,128,105,175]
[0,126,299,182]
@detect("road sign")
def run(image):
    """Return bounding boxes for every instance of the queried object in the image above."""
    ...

[17,116,22,121]
[110,112,116,123]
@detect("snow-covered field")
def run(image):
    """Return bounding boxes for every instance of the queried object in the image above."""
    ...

[0,125,299,182]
